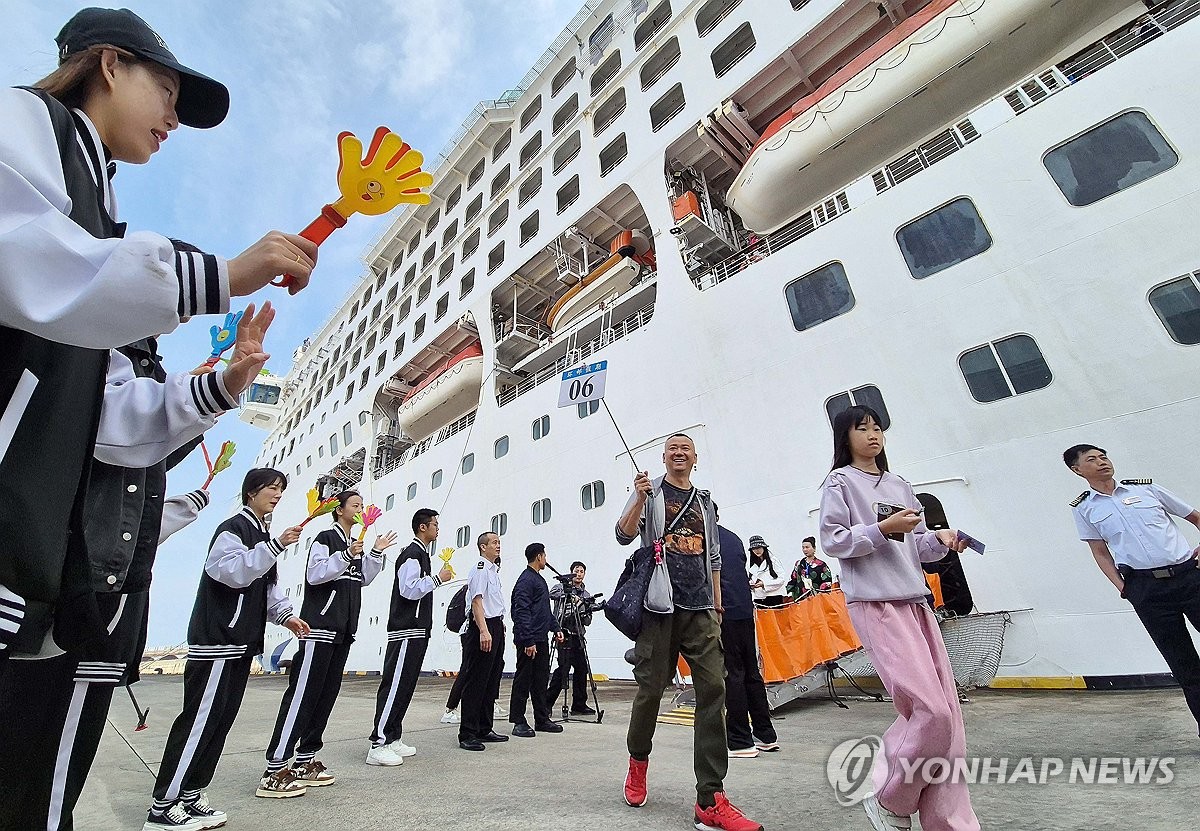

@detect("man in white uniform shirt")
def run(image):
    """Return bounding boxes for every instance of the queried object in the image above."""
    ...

[1066,444,1200,735]
[457,532,509,751]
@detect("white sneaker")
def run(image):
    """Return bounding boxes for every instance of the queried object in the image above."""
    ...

[862,793,912,830]
[183,792,227,828]
[143,801,205,830]
[494,703,506,717]
[728,746,760,758]
[365,744,404,766]
[388,739,417,758]
[754,740,781,752]
[440,709,460,724]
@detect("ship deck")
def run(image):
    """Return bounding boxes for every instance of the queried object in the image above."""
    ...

[82,675,1192,830]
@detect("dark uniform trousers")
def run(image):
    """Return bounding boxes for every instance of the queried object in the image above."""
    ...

[1125,565,1200,732]
[509,636,552,727]
[266,638,352,770]
[459,617,505,742]
[0,590,147,831]
[721,616,777,750]
[371,636,429,746]
[150,656,253,813]
[547,632,590,711]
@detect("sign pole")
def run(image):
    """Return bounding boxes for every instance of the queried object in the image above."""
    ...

[602,399,640,473]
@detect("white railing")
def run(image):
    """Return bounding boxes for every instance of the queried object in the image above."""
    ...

[435,410,478,446]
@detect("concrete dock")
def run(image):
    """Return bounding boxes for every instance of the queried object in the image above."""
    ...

[79,676,1193,830]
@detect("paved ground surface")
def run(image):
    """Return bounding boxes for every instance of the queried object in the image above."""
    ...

[78,675,1193,830]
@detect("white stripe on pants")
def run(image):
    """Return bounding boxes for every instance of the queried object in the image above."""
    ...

[373,640,409,744]
[165,659,225,802]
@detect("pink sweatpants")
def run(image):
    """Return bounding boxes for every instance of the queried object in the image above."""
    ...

[847,600,980,831]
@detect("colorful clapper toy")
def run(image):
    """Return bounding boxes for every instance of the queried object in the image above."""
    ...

[200,440,236,489]
[274,127,434,290]
[204,310,243,368]
[354,505,383,542]
[299,488,340,528]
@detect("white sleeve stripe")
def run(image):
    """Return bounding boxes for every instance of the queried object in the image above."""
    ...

[190,374,215,415]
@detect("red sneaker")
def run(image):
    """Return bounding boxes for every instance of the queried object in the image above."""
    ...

[694,792,763,831]
[623,756,648,807]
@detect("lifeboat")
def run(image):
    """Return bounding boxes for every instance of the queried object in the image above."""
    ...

[395,343,484,440]
[727,0,1116,232]
[546,230,651,332]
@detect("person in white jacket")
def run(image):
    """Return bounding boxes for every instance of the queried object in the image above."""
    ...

[746,536,787,607]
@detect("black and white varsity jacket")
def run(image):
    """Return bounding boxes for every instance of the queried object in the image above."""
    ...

[186,508,294,660]
[0,87,231,653]
[299,525,385,643]
[386,539,445,642]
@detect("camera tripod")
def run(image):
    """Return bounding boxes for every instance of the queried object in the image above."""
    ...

[550,578,604,725]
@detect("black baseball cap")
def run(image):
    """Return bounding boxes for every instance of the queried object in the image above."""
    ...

[55,7,229,129]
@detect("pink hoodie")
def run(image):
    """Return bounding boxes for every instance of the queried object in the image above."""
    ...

[819,466,948,603]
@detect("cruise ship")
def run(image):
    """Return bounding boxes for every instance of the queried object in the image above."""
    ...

[243,0,1200,688]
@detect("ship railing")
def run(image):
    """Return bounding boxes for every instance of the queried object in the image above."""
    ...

[435,410,478,447]
[495,302,656,407]
[494,314,547,343]
[692,0,1200,293]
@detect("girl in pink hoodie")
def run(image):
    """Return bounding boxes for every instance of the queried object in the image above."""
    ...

[819,405,978,831]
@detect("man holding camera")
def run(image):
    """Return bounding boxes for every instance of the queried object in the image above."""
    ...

[547,561,597,716]
[509,543,564,737]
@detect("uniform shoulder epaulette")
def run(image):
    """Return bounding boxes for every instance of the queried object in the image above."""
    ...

[476,559,485,569]
[1120,478,1152,486]
[1068,491,1089,507]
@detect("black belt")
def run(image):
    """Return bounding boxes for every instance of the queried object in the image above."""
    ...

[1122,557,1198,580]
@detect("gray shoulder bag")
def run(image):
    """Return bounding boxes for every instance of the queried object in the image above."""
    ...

[644,487,697,614]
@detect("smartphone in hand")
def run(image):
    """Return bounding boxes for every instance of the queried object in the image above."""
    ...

[956,530,986,554]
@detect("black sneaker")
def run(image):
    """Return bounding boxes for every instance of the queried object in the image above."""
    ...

[571,704,596,715]
[184,792,227,829]
[142,801,205,830]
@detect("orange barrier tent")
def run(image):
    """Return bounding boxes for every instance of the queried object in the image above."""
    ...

[754,590,862,684]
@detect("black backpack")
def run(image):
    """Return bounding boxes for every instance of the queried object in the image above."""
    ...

[445,585,469,633]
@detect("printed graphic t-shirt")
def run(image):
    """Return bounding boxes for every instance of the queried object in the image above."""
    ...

[662,481,712,610]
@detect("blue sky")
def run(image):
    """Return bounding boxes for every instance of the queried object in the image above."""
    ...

[4,0,582,647]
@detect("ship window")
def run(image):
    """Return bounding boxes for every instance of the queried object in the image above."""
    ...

[1043,111,1177,207]
[352,348,363,368]
[599,134,628,177]
[896,197,992,279]
[467,158,486,190]
[557,175,580,214]
[1149,272,1200,345]
[494,435,509,458]
[461,453,475,475]
[824,385,891,432]
[696,0,741,37]
[318,445,325,459]
[594,88,627,136]
[959,334,1053,403]
[532,414,550,440]
[520,212,540,246]
[463,228,481,259]
[365,333,377,355]
[343,422,353,444]
[488,242,505,275]
[784,261,856,332]
[518,168,543,207]
[492,128,512,162]
[552,58,577,98]
[350,301,359,320]
[591,53,621,97]
[520,96,542,131]
[491,165,511,198]
[553,131,582,174]
[465,194,484,226]
[641,37,680,90]
[398,297,412,323]
[445,184,462,211]
[247,382,281,405]
[532,498,552,526]
[426,209,440,235]
[456,525,471,548]
[581,480,606,511]
[589,15,614,64]
[306,455,312,468]
[577,400,600,418]
[371,300,382,322]
[330,434,338,455]
[442,220,459,249]
[553,94,579,136]
[339,364,348,382]
[295,465,301,478]
[359,367,370,391]
[386,284,398,306]
[422,243,436,269]
[520,133,543,170]
[432,469,443,489]
[650,83,685,132]
[414,314,426,340]
[711,21,754,78]
[404,264,417,288]
[356,319,367,338]
[359,411,369,426]
[635,2,671,50]
[386,494,395,511]
[491,513,508,536]
[488,200,509,237]
[439,255,455,284]
[345,383,354,403]
[380,315,393,340]
[408,236,421,256]
[407,482,417,501]
[460,269,476,300]
[376,353,386,374]
[790,0,812,8]
[417,277,432,304]
[435,292,449,321]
